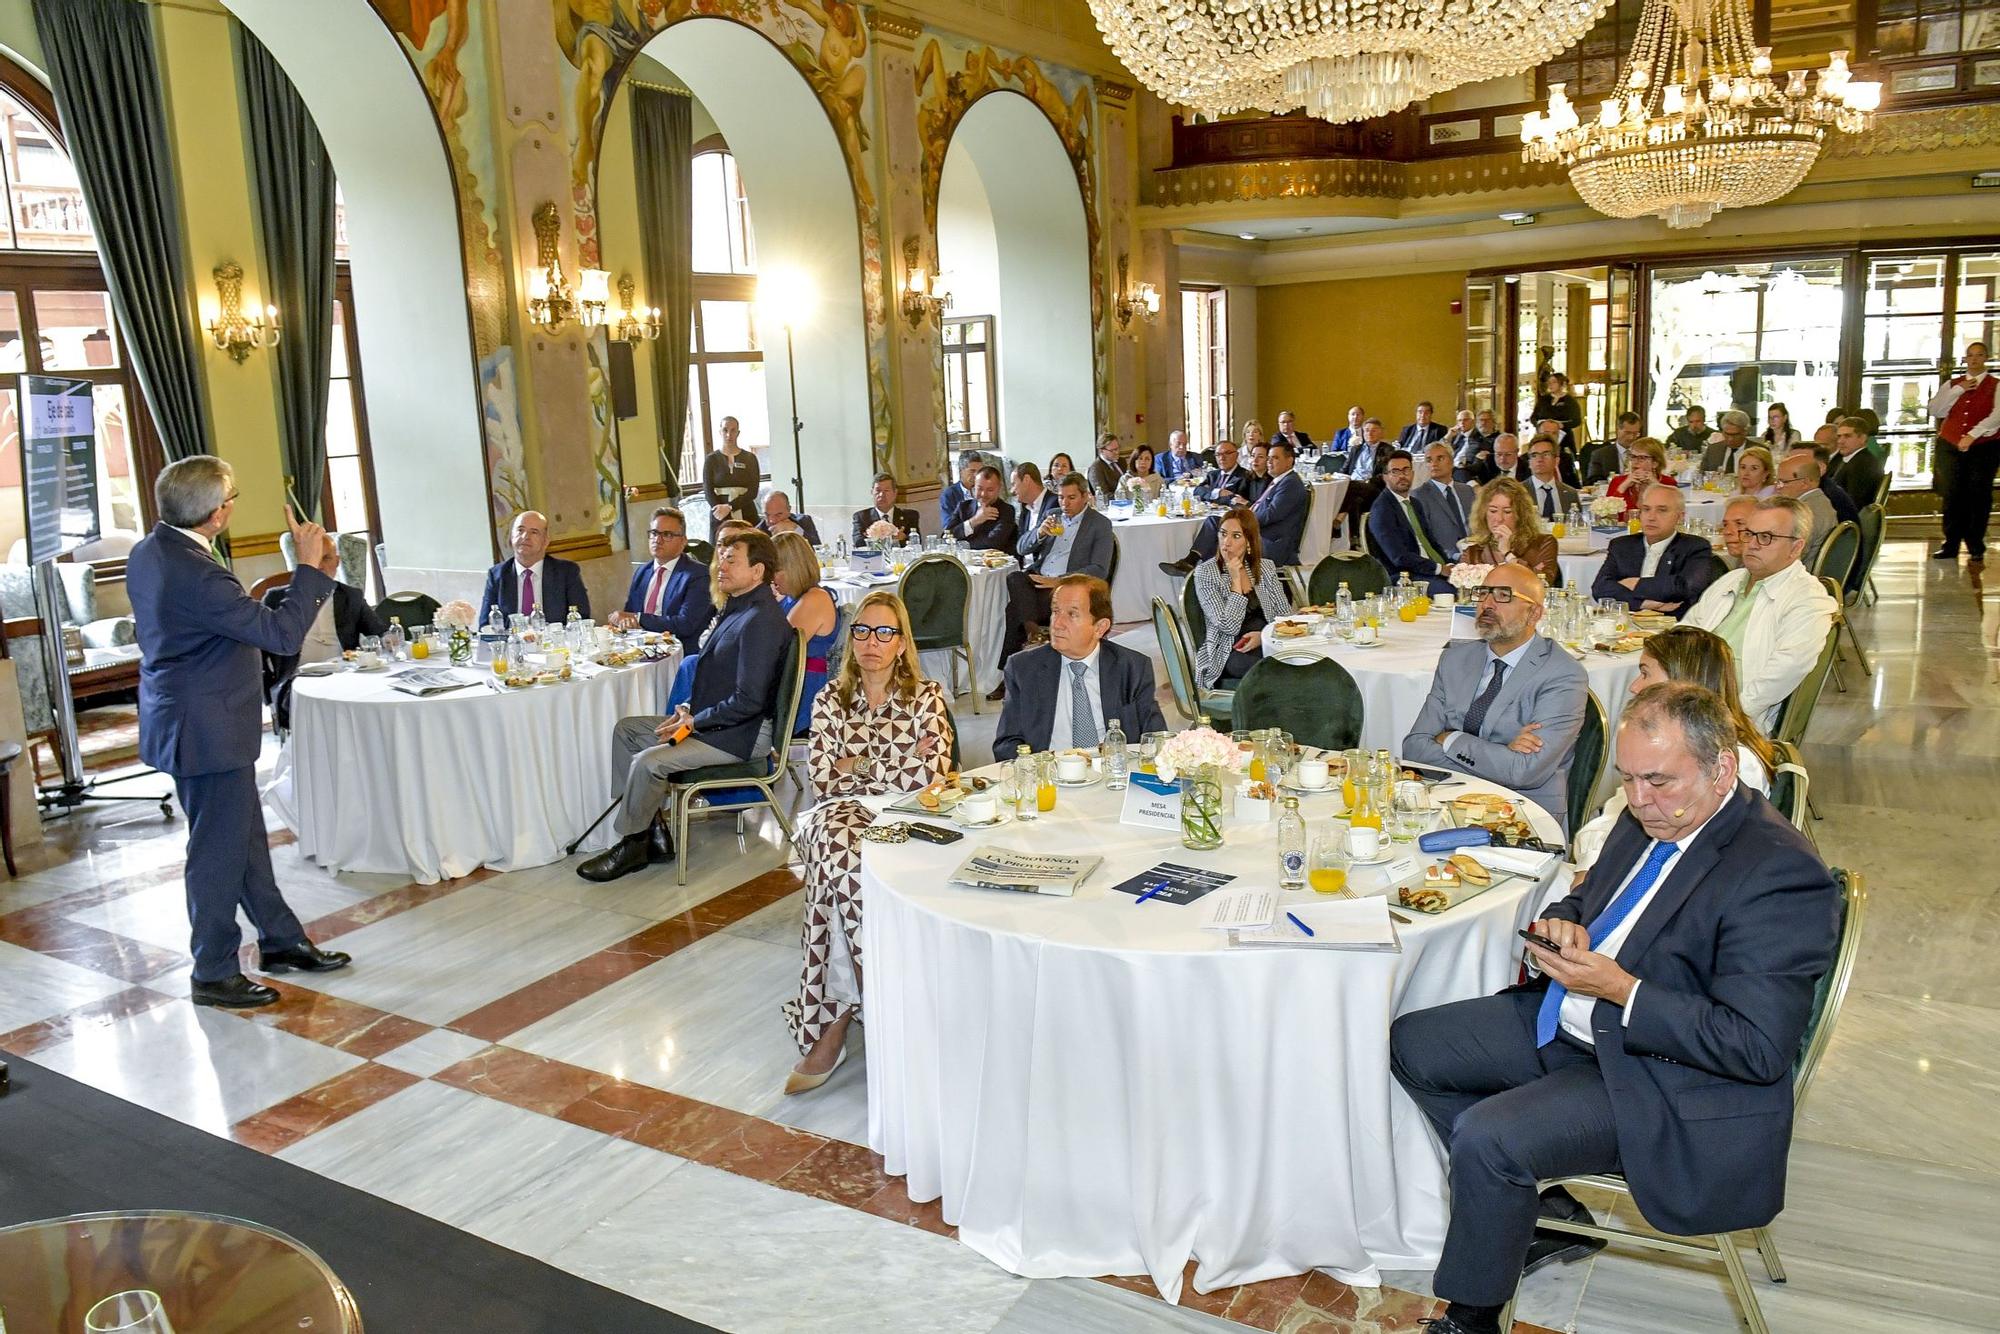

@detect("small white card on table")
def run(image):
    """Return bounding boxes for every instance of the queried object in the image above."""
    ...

[1119,773,1182,832]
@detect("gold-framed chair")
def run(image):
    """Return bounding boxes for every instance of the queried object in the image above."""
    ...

[1150,595,1232,727]
[1529,868,1866,1334]
[899,553,977,712]
[668,628,809,885]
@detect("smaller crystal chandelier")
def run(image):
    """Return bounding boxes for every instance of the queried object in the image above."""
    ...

[524,201,609,332]
[1114,253,1160,332]
[608,274,662,343]
[1521,0,1880,229]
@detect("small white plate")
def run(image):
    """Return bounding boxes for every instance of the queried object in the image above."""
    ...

[1053,772,1101,789]
[350,661,389,673]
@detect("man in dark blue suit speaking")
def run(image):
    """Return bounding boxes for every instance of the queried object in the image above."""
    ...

[608,505,714,644]
[1390,683,1838,1334]
[126,457,354,1009]
[478,510,591,625]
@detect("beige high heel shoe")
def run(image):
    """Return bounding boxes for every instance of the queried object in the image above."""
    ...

[784,1036,850,1095]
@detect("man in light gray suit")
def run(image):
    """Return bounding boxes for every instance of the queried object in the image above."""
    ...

[1401,564,1590,834]
[996,472,1114,696]
[1412,440,1479,555]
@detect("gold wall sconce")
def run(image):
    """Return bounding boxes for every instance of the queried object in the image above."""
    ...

[608,274,662,343]
[204,262,280,362]
[900,236,949,330]
[1114,253,1160,332]
[525,201,609,332]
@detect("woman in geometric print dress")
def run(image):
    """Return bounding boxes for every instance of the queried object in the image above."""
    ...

[783,589,952,1094]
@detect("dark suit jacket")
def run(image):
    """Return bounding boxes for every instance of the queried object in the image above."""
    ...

[948,496,1020,553]
[259,581,386,727]
[689,583,794,759]
[1819,477,1859,527]
[991,640,1168,763]
[128,525,333,777]
[1827,447,1884,510]
[1197,465,1253,505]
[622,555,716,643]
[478,556,590,625]
[1397,422,1447,451]
[1524,790,1838,1236]
[852,506,920,546]
[1524,475,1580,521]
[938,481,970,532]
[1087,457,1124,501]
[1271,430,1313,453]
[758,514,821,545]
[1592,531,1725,615]
[1158,449,1202,481]
[1249,469,1310,566]
[1013,490,1061,551]
[1583,441,1623,486]
[1366,489,1452,592]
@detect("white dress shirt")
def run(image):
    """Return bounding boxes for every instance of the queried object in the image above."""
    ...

[1559,792,1734,1044]
[1570,746,1767,874]
[1928,370,2000,443]
[1639,534,1674,579]
[1442,635,1536,754]
[1531,478,1563,519]
[1682,561,1837,727]
[517,558,545,615]
[299,597,342,667]
[1048,646,1105,752]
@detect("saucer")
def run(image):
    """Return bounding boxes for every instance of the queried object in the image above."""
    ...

[1281,779,1337,795]
[952,807,1013,829]
[1053,772,1101,788]
[350,661,389,673]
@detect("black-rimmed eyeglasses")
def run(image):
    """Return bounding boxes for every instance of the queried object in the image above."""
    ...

[849,624,904,643]
[648,529,682,541]
[1471,587,1531,605]
[1741,528,1796,548]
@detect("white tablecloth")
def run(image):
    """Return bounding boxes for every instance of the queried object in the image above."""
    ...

[1684,493,1732,526]
[827,560,1011,696]
[864,772,1563,1302]
[282,654,678,883]
[1301,477,1350,566]
[1558,544,1606,593]
[1258,611,1644,753]
[1108,511,1207,622]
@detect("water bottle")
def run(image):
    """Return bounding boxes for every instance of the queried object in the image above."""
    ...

[1013,744,1039,822]
[1277,796,1306,889]
[567,607,582,639]
[382,616,405,659]
[1103,720,1129,791]
[1335,580,1353,623]
[478,605,505,664]
[1568,501,1587,534]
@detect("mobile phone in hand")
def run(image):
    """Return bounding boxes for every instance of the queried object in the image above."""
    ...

[1518,928,1564,953]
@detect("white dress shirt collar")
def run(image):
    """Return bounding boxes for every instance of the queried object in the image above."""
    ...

[171,525,213,553]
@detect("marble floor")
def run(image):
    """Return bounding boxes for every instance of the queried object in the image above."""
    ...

[2,537,1996,1333]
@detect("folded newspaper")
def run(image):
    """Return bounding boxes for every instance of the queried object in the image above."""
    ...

[948,846,1102,897]
[389,667,482,697]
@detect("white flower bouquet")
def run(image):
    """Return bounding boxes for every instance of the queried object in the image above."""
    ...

[1589,494,1627,525]
[1447,563,1493,593]
[436,599,477,630]
[1154,726,1245,785]
[865,518,899,543]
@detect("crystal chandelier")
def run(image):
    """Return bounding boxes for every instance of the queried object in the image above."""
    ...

[1519,0,1881,229]
[1086,0,1617,123]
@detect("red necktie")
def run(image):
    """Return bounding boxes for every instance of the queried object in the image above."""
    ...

[522,568,536,617]
[644,564,667,616]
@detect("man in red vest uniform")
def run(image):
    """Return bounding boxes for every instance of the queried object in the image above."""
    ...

[1929,341,2000,563]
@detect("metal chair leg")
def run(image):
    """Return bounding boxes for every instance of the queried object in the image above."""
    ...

[962,646,979,714]
[1751,1226,1787,1283]
[1807,791,1823,821]
[675,791,691,885]
[1841,616,1873,676]
[1830,653,1847,692]
[1716,1231,1772,1334]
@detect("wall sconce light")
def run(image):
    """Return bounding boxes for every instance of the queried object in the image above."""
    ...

[608,273,662,343]
[524,201,609,332]
[1114,253,1160,332]
[204,262,280,363]
[900,236,949,330]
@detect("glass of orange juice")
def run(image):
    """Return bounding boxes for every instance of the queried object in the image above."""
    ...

[1552,520,1567,538]
[1036,754,1057,811]
[1309,830,1350,894]
[1340,749,1366,812]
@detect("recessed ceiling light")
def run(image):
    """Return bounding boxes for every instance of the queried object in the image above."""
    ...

[1238,232,1256,240]
[1498,211,1537,225]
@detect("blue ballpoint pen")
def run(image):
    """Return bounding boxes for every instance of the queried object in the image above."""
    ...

[1286,911,1315,937]
[1134,881,1169,905]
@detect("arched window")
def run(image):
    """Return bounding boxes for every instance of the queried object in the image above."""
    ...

[681,144,767,485]
[0,62,158,561]
[691,147,755,275]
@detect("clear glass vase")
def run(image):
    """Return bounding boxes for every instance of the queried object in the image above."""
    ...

[1179,764,1224,850]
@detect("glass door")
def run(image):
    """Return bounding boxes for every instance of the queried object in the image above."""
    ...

[1181,286,1229,450]
[1462,276,1501,421]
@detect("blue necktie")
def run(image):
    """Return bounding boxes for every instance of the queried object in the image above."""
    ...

[1460,660,1508,738]
[1536,840,1680,1045]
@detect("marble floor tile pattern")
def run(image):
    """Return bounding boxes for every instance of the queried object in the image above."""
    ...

[0,538,1994,1332]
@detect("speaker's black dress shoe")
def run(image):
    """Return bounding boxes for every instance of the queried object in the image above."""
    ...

[648,818,675,865]
[1158,557,1196,576]
[259,941,352,974]
[1420,1309,1502,1334]
[192,974,280,1009]
[1933,545,1961,559]
[1522,1188,1606,1276]
[985,684,1005,702]
[578,831,652,882]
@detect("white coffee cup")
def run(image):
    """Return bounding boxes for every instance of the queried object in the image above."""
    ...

[1057,754,1089,783]
[1434,593,1455,609]
[1296,759,1330,789]
[1345,825,1382,859]
[961,793,997,823]
[1355,623,1379,645]
[355,650,381,670]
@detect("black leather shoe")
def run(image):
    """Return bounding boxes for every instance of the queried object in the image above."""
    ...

[192,974,280,1009]
[259,941,351,974]
[1420,1311,1502,1334]
[578,831,652,883]
[1933,545,1961,559]
[1158,557,1196,576]
[648,818,675,865]
[1520,1189,1605,1276]
[985,684,1005,702]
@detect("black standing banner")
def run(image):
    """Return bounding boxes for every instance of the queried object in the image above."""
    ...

[21,373,99,564]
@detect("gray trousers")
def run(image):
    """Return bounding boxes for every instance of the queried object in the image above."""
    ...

[611,715,774,837]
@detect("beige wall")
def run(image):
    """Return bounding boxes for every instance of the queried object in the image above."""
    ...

[1256,270,1468,438]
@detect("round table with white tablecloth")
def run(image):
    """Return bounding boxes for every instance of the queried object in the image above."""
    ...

[1683,492,1733,526]
[863,770,1565,1303]
[825,557,1011,696]
[1257,608,1645,754]
[1557,540,1606,594]
[280,651,679,883]
[1107,509,1208,621]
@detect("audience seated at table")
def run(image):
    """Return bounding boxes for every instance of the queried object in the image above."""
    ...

[1570,627,1777,873]
[782,589,952,1095]
[1399,563,1589,834]
[938,449,982,532]
[1338,417,1393,517]
[1591,484,1724,617]
[1332,405,1366,453]
[1458,478,1559,584]
[1192,508,1293,690]
[1238,441,1272,503]
[1087,434,1126,502]
[852,472,920,547]
[1716,495,1757,571]
[1413,441,1479,553]
[997,474,1113,690]
[1734,445,1778,498]
[477,509,591,625]
[1390,681,1836,1334]
[1157,429,1199,481]
[1702,408,1754,472]
[1122,445,1166,504]
[1466,432,1525,488]
[1161,439,1309,572]
[1522,436,1578,521]
[1827,415,1885,508]
[1603,438,1677,518]
[1667,405,1709,454]
[1270,410,1313,454]
[260,538,387,731]
[1367,450,1455,596]
[610,505,715,644]
[1011,461,1060,536]
[1195,440,1253,505]
[1044,452,1075,493]
[1398,401,1448,452]
[946,463,1020,552]
[1583,412,1644,487]
[1761,401,1804,452]
[1452,409,1504,480]
[1527,419,1583,487]
[1682,496,1838,728]
[772,532,839,736]
[579,529,791,883]
[757,491,821,545]
[1774,451,1839,567]
[1792,442,1859,526]
[992,575,1166,760]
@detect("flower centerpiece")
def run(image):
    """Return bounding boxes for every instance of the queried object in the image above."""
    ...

[865,518,898,550]
[1589,494,1628,527]
[1446,563,1494,595]
[436,598,477,664]
[1154,726,1246,850]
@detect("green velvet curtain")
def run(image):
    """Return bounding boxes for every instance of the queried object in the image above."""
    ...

[236,22,337,520]
[631,85,693,496]
[32,0,210,463]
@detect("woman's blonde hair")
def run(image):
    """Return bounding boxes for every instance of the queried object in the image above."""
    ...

[1240,419,1265,445]
[771,531,821,598]
[1468,476,1544,559]
[1625,437,1668,476]
[833,590,925,709]
[1736,445,1776,489]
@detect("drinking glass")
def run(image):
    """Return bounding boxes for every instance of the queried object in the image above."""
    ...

[1035,753,1058,812]
[1340,748,1367,811]
[1140,730,1172,774]
[1309,829,1350,894]
[1392,780,1432,842]
[85,1290,176,1334]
